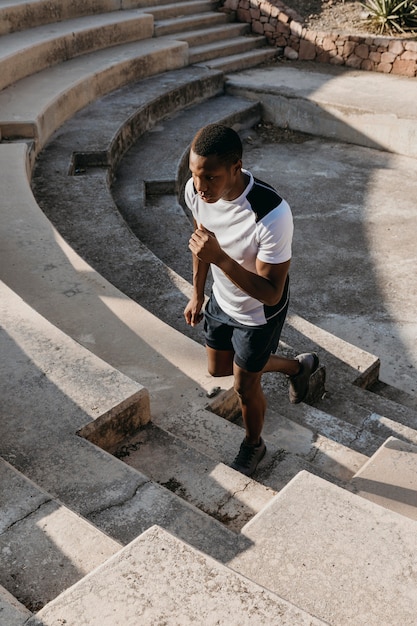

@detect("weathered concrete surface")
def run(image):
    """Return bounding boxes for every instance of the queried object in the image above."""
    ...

[0,586,31,626]
[27,525,326,626]
[0,279,151,513]
[0,459,121,610]
[110,422,275,532]
[231,470,417,626]
[226,62,417,157]
[0,10,154,90]
[352,436,417,520]
[0,37,188,153]
[0,0,142,35]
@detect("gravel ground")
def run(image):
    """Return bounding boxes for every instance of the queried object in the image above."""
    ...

[282,0,416,36]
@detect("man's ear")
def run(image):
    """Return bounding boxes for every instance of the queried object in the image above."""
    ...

[233,159,242,175]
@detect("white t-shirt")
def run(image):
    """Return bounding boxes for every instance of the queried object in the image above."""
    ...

[185,169,293,326]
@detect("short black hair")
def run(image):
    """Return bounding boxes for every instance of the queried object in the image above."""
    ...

[191,124,242,167]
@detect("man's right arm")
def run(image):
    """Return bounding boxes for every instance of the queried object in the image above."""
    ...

[184,222,210,326]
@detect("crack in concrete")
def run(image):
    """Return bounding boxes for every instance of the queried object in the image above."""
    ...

[348,412,373,449]
[86,479,151,518]
[1,497,52,535]
[307,445,320,464]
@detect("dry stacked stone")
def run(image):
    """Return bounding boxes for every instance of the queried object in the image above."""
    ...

[221,0,417,77]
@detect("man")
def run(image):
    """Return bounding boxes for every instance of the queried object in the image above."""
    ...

[184,124,318,477]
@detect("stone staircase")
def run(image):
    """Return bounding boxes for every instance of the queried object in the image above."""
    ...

[1,1,417,624]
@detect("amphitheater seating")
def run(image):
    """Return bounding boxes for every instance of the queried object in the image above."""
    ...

[1,0,417,623]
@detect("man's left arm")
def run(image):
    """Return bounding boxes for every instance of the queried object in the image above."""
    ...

[188,224,290,306]
[217,254,290,306]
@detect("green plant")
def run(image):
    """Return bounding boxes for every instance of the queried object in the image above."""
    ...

[362,0,417,34]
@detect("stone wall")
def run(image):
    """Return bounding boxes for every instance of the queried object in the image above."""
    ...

[221,0,417,77]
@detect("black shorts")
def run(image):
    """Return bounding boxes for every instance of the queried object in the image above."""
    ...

[204,293,289,373]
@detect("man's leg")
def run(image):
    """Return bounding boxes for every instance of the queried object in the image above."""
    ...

[233,364,265,445]
[262,353,300,376]
[230,364,267,475]
[206,345,234,377]
[230,352,318,476]
[262,352,320,404]
[206,347,276,442]
[233,353,316,443]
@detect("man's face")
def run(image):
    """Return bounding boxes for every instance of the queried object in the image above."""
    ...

[189,150,242,203]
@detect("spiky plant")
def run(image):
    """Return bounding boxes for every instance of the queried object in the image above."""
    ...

[362,0,417,34]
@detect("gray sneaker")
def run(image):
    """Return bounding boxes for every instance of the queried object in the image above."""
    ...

[231,437,266,476]
[288,353,319,404]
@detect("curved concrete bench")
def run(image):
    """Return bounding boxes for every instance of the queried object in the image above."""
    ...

[0,10,154,92]
[0,0,165,34]
[0,0,280,152]
[61,65,225,175]
[0,37,188,153]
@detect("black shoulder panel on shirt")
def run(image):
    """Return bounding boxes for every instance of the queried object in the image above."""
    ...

[247,178,282,222]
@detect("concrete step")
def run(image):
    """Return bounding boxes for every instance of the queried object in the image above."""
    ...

[0,458,121,612]
[0,282,242,565]
[352,436,417,521]
[198,47,279,72]
[260,317,417,471]
[0,10,153,91]
[263,375,386,458]
[207,376,368,483]
[269,348,417,475]
[152,399,358,494]
[0,585,31,626]
[255,400,370,481]
[0,0,175,35]
[166,374,363,488]
[339,382,417,433]
[154,12,231,37]
[144,0,218,20]
[27,525,326,625]
[108,422,275,531]
[35,65,225,172]
[0,279,152,509]
[230,470,417,625]
[280,313,381,390]
[225,62,417,159]
[189,35,268,64]
[0,36,188,153]
[368,378,417,412]
[158,20,249,44]
[304,378,417,454]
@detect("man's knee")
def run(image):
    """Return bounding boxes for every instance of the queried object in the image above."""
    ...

[234,368,262,401]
